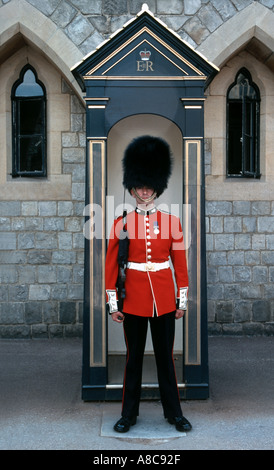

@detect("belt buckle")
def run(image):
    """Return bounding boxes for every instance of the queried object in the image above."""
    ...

[145,263,155,272]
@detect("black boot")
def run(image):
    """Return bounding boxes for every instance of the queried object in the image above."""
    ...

[113,416,137,433]
[168,416,192,432]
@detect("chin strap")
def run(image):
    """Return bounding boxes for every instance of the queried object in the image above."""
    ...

[132,187,156,203]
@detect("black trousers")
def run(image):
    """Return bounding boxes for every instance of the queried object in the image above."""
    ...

[121,311,182,420]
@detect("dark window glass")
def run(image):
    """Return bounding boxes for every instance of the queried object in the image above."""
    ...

[12,65,46,177]
[227,69,260,178]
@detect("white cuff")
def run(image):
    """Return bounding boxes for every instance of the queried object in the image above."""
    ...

[178,287,188,310]
[106,290,118,313]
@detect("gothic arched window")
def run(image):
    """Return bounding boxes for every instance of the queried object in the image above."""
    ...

[11,65,47,177]
[227,68,260,178]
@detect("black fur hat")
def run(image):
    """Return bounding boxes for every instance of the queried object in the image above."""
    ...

[122,135,172,197]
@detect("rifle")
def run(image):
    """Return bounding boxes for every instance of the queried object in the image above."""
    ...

[116,209,129,311]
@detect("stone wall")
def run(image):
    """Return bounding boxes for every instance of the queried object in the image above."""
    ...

[206,199,274,336]
[0,82,86,338]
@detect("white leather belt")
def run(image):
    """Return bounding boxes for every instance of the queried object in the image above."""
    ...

[127,261,170,272]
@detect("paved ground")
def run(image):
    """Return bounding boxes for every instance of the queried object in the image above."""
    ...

[0,336,273,451]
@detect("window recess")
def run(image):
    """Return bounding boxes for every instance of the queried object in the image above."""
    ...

[11,65,47,178]
[226,68,260,179]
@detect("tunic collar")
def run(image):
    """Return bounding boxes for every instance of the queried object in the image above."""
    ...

[135,203,157,216]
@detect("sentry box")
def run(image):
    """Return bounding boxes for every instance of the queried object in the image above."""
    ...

[72,5,218,401]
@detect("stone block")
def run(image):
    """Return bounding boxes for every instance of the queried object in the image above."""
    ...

[8,285,29,302]
[0,202,20,216]
[58,201,73,216]
[207,284,224,300]
[0,302,25,324]
[207,266,218,283]
[18,233,35,249]
[198,4,223,33]
[224,284,241,300]
[0,218,11,230]
[12,218,25,231]
[65,217,82,232]
[64,324,82,337]
[242,217,256,233]
[25,302,43,324]
[208,251,227,265]
[184,15,209,45]
[266,235,274,250]
[51,284,67,300]
[242,323,264,336]
[29,285,51,301]
[72,183,85,201]
[244,251,261,265]
[0,326,30,339]
[59,301,76,324]
[264,285,274,300]
[49,325,64,338]
[58,232,73,250]
[222,324,243,335]
[44,217,64,231]
[214,234,234,251]
[241,285,262,299]
[234,300,252,322]
[0,232,16,250]
[265,323,274,336]
[216,301,233,322]
[104,0,128,15]
[0,285,8,301]
[206,233,213,250]
[235,234,251,250]
[52,251,76,264]
[62,147,85,163]
[65,14,94,46]
[258,217,274,233]
[208,322,222,335]
[38,202,57,216]
[233,201,250,215]
[210,216,223,233]
[18,266,36,284]
[227,251,244,265]
[28,251,52,265]
[262,251,274,265]
[251,201,270,215]
[31,324,48,338]
[224,217,242,233]
[21,202,38,216]
[35,232,58,249]
[43,301,58,323]
[51,1,77,29]
[234,266,251,283]
[253,266,268,283]
[218,266,233,283]
[37,266,57,283]
[184,0,201,15]
[73,233,85,249]
[25,217,43,231]
[252,301,271,322]
[67,284,83,300]
[0,265,17,283]
[62,132,78,147]
[206,201,232,216]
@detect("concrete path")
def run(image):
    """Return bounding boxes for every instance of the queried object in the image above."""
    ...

[0,336,273,450]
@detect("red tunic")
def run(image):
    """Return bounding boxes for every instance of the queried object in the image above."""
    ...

[105,207,188,317]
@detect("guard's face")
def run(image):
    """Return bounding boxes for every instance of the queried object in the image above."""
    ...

[131,186,156,204]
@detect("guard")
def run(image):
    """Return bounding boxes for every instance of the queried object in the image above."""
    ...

[105,136,192,433]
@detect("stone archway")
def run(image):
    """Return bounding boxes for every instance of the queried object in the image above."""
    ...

[0,0,83,100]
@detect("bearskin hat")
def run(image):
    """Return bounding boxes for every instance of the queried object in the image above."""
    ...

[122,135,172,197]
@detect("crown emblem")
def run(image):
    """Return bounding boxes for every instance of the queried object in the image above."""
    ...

[139,48,151,61]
